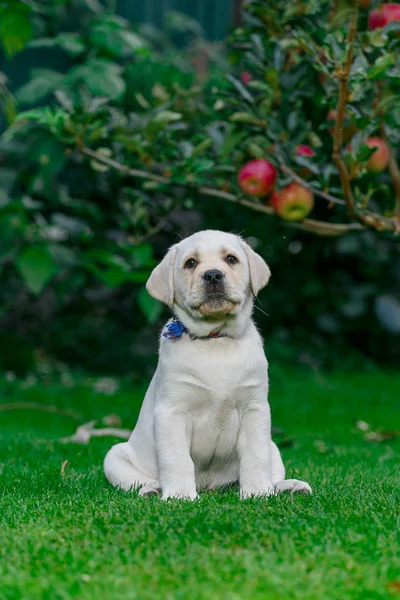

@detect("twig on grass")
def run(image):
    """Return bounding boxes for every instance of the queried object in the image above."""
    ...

[61,420,131,444]
[0,402,81,419]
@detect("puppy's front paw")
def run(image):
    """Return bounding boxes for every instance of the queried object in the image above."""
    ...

[274,479,312,495]
[240,485,275,500]
[161,488,198,501]
[138,485,160,497]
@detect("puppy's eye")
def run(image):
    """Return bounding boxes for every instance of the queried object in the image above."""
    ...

[184,258,197,269]
[226,254,238,265]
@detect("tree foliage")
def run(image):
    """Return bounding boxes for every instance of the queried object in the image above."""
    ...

[1,0,400,373]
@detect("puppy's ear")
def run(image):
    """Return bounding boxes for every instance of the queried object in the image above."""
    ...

[146,245,177,308]
[241,241,271,296]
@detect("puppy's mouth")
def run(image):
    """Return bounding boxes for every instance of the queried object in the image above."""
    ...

[192,291,241,317]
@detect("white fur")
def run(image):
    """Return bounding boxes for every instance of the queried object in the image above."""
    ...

[104,230,311,500]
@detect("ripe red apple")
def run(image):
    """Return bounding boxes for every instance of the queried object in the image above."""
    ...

[365,137,390,173]
[240,71,252,85]
[296,144,315,157]
[369,4,400,29]
[271,183,314,221]
[238,159,277,197]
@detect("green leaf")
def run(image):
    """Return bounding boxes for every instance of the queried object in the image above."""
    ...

[56,33,86,55]
[383,21,400,35]
[13,108,48,122]
[16,245,58,295]
[146,111,182,136]
[293,155,320,176]
[137,286,163,324]
[221,126,247,161]
[28,33,85,55]
[152,111,182,125]
[27,37,58,49]
[66,59,125,100]
[120,30,149,53]
[226,74,254,104]
[191,138,213,158]
[229,112,261,125]
[0,7,33,57]
[367,54,395,80]
[90,22,126,56]
[15,70,64,105]
[247,80,270,92]
[356,144,376,163]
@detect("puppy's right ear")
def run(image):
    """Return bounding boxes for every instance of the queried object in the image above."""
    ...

[146,246,177,308]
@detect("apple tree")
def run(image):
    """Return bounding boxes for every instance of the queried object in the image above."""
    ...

[1,0,400,371]
[6,0,400,239]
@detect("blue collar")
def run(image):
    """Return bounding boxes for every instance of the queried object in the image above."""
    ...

[162,319,227,341]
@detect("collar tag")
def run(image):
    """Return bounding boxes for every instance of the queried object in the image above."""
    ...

[162,319,227,341]
[162,320,188,340]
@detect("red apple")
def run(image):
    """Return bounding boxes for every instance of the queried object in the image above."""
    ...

[238,159,277,197]
[369,8,388,29]
[296,144,315,157]
[369,3,400,29]
[365,137,390,173]
[271,183,314,221]
[240,71,252,85]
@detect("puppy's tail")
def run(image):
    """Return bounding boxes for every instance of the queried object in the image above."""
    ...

[104,442,157,492]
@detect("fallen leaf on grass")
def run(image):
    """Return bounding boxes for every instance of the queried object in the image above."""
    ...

[355,420,370,432]
[354,420,400,443]
[314,440,329,453]
[102,414,122,427]
[364,430,400,443]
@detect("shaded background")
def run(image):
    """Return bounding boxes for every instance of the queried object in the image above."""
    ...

[0,0,399,379]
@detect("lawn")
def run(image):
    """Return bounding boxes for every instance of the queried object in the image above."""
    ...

[0,367,399,600]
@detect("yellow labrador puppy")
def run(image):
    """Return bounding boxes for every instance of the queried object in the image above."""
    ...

[104,230,311,499]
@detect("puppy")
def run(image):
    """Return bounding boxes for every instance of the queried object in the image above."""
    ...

[104,230,311,499]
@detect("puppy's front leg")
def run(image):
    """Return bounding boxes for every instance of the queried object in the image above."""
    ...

[155,405,197,501]
[238,407,274,499]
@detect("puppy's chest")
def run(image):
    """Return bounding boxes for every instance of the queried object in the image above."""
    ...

[172,338,267,396]
[189,401,240,467]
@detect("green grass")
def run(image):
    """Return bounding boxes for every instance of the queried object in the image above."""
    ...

[0,367,399,600]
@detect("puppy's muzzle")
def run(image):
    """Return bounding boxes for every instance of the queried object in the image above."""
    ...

[202,269,225,286]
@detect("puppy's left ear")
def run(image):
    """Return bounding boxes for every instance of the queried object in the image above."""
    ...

[241,241,271,296]
[146,245,177,308]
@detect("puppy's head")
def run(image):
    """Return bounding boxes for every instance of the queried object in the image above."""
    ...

[146,230,270,320]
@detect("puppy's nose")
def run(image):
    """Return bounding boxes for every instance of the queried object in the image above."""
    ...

[203,269,225,284]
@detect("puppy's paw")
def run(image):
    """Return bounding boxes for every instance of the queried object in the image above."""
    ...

[161,488,198,501]
[274,479,312,495]
[240,485,275,500]
[138,485,160,497]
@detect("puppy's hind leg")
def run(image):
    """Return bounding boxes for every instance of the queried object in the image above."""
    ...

[104,442,159,495]
[271,441,312,495]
